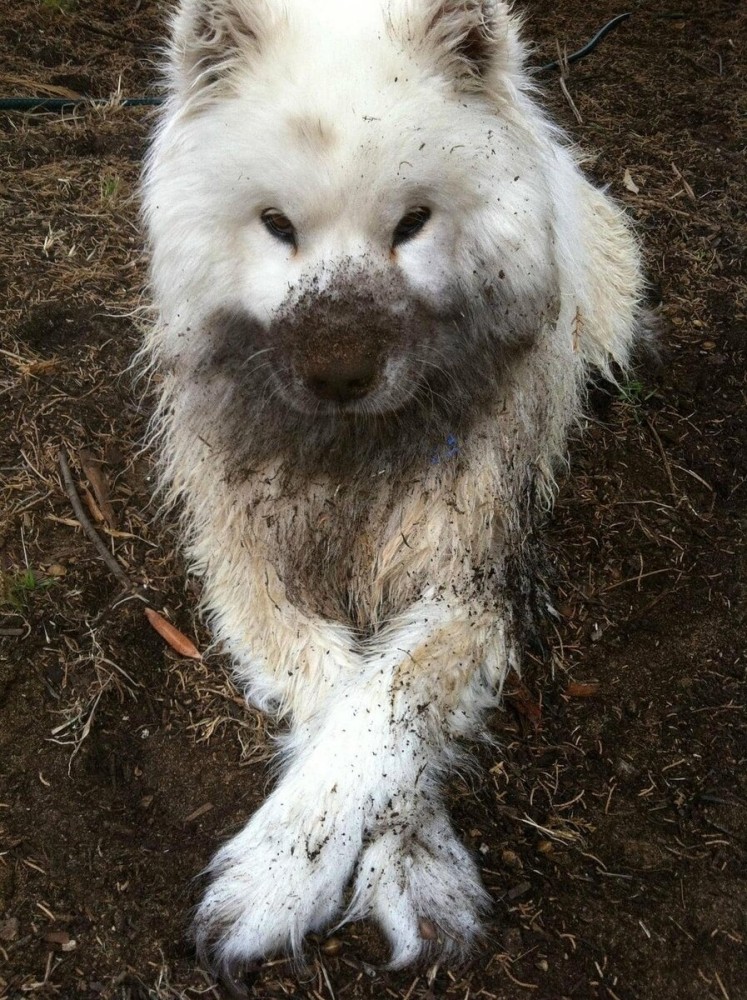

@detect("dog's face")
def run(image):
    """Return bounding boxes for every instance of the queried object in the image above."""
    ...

[146,0,561,436]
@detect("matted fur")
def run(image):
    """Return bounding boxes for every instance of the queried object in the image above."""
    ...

[141,0,643,984]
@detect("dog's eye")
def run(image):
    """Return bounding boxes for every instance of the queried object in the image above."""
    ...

[261,209,296,246]
[392,207,431,247]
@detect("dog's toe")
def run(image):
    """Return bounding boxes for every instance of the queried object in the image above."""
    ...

[192,784,364,977]
[344,810,489,968]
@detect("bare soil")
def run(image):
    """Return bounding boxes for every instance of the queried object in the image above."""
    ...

[0,2,745,999]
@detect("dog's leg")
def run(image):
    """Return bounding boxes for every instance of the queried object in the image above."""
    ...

[194,597,507,976]
[195,527,363,721]
[341,600,507,967]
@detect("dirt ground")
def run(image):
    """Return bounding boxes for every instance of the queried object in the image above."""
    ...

[1,1,745,998]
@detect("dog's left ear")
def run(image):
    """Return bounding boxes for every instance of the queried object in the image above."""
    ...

[414,0,527,92]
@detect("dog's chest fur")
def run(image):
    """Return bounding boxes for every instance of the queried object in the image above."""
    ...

[237,435,501,627]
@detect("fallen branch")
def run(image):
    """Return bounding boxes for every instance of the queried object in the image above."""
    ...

[58,449,134,592]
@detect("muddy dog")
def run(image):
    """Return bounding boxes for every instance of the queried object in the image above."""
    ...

[142,0,643,983]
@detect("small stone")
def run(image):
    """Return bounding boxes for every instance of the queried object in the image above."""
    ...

[501,848,522,870]
[0,916,19,941]
[47,563,67,577]
[418,917,438,941]
[321,936,342,955]
[502,927,523,955]
[537,839,554,854]
[536,958,549,972]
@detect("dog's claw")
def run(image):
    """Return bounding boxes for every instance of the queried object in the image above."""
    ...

[195,936,254,999]
[218,969,250,1000]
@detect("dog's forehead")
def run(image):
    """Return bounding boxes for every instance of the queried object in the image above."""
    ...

[247,4,453,140]
[223,75,488,218]
[286,113,339,152]
[251,67,495,197]
[214,2,514,204]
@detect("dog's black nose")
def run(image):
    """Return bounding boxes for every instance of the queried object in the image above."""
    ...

[305,360,377,403]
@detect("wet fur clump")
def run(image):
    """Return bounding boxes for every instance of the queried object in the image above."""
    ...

[141,0,644,985]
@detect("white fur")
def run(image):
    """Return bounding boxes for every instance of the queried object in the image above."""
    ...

[141,0,644,981]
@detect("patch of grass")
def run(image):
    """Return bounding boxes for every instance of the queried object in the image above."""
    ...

[100,172,122,203]
[0,568,53,611]
[618,377,656,408]
[40,0,77,12]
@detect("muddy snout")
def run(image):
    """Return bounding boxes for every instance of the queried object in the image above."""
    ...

[272,274,422,413]
[299,347,379,404]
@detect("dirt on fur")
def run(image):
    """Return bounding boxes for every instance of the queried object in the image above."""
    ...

[0,2,745,999]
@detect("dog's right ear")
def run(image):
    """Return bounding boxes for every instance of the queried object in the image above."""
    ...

[167,0,269,99]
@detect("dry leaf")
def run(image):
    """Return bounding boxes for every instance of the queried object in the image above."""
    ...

[623,168,640,194]
[79,448,117,529]
[82,485,105,524]
[42,929,71,945]
[504,669,542,728]
[564,681,600,698]
[144,607,201,660]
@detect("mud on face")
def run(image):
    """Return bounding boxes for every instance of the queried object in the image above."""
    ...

[185,261,552,482]
[266,267,440,417]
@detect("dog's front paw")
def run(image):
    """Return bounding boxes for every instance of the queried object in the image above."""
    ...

[345,807,490,968]
[193,792,360,981]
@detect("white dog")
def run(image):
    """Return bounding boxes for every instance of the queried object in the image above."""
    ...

[142,0,643,985]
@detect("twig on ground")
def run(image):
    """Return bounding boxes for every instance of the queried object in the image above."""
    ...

[600,566,681,593]
[58,449,134,592]
[76,19,149,47]
[644,416,679,499]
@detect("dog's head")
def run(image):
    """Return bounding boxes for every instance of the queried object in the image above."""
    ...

[145,0,560,431]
